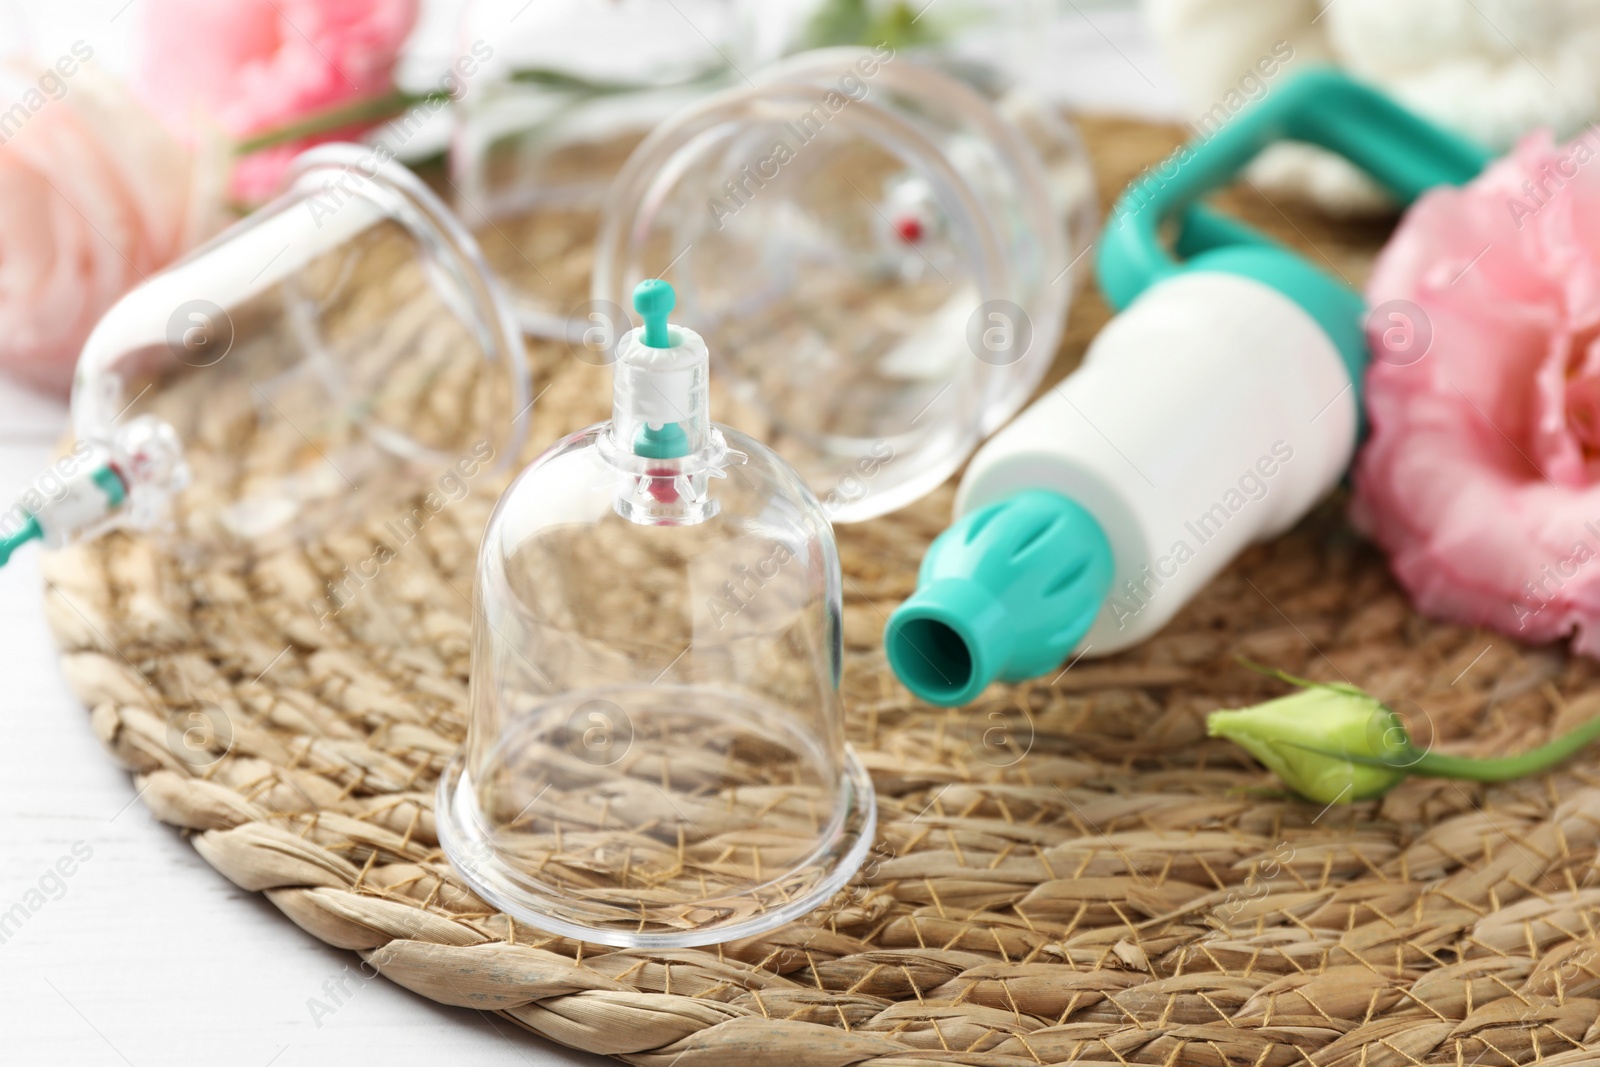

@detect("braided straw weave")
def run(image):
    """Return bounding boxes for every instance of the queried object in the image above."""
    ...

[41,118,1600,1065]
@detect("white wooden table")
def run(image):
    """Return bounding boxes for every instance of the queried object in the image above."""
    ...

[0,3,1177,1063]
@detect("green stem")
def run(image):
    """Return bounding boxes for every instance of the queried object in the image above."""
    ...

[234,87,446,155]
[233,63,729,158]
[1235,656,1366,698]
[506,68,659,94]
[1235,656,1325,691]
[1408,714,1600,781]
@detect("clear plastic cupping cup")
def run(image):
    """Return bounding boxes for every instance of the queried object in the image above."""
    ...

[589,47,1096,522]
[11,143,530,562]
[437,280,875,947]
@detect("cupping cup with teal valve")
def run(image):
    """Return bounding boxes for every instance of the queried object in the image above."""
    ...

[437,279,874,948]
[0,144,529,566]
[886,70,1494,707]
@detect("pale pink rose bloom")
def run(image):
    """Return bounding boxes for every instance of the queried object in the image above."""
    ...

[0,60,211,396]
[137,0,419,202]
[1353,128,1600,653]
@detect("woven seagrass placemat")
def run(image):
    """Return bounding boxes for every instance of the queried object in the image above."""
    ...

[41,117,1600,1066]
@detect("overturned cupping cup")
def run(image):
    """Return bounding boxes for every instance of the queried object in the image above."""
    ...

[591,48,1094,522]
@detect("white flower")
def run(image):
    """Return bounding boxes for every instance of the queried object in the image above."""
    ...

[1143,0,1600,215]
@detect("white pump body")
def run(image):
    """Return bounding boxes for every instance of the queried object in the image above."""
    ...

[956,270,1361,655]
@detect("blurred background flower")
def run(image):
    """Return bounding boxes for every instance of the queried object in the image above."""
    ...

[0,58,217,396]
[135,0,420,203]
[1144,0,1600,215]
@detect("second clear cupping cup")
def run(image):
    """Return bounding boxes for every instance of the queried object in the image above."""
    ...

[597,46,1096,521]
[9,144,530,562]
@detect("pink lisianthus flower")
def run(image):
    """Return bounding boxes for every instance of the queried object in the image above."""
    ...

[136,0,419,203]
[1353,128,1600,653]
[0,58,216,396]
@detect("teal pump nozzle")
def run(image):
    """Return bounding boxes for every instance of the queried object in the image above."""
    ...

[886,491,1114,706]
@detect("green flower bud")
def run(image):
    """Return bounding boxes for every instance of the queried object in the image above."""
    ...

[1207,681,1414,804]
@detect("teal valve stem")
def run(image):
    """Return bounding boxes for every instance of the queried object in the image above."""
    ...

[0,514,42,567]
[634,278,676,349]
[885,490,1115,706]
[628,279,690,459]
[634,422,690,459]
[0,463,125,568]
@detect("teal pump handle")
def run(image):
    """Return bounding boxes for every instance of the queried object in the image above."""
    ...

[1101,68,1492,307]
[1097,68,1494,396]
